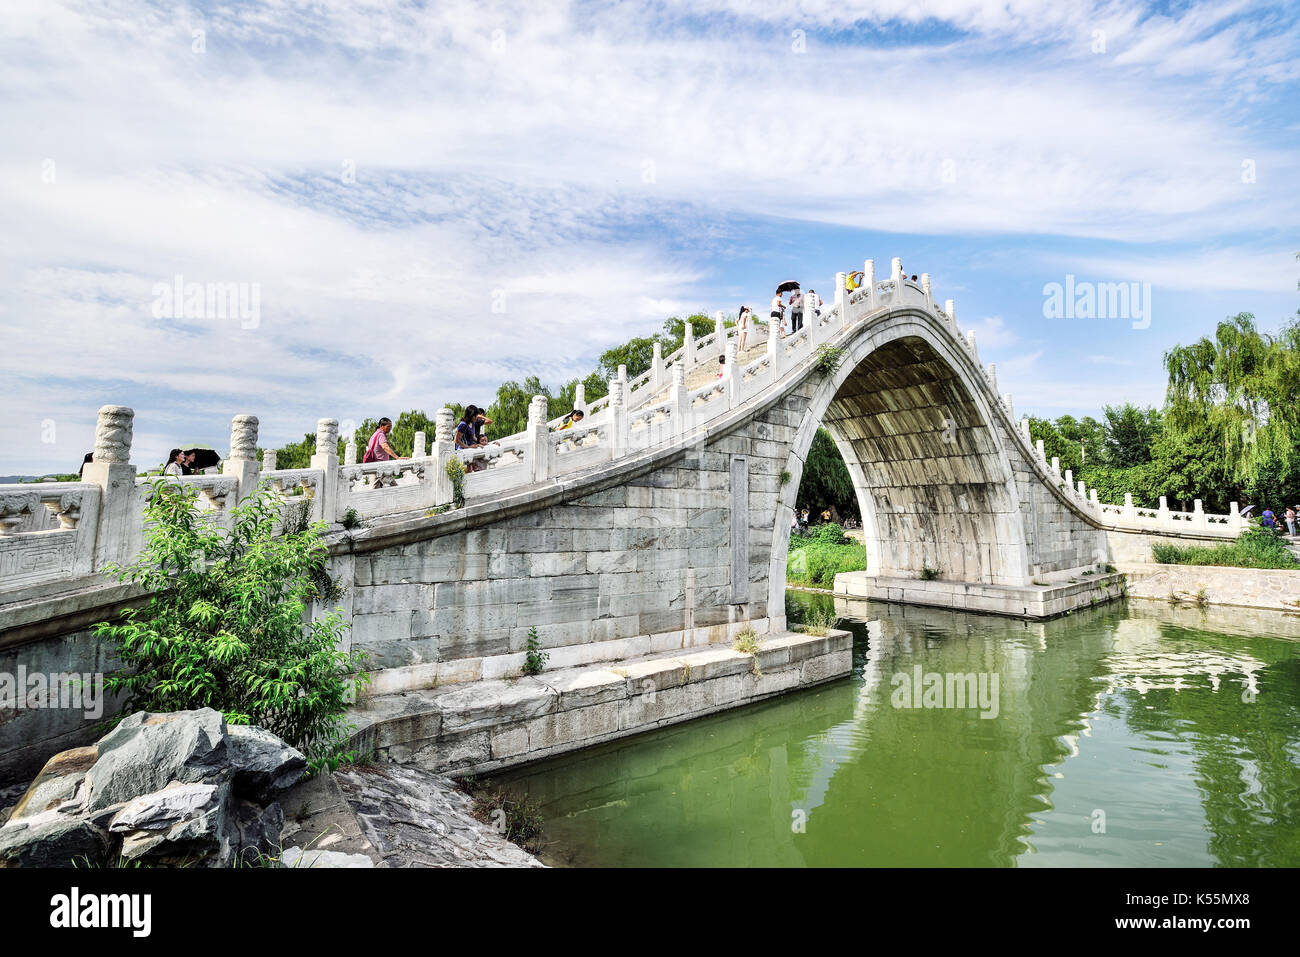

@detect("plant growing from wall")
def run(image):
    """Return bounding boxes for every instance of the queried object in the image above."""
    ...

[522,625,548,676]
[813,344,846,376]
[93,480,369,768]
[920,564,941,581]
[446,456,467,508]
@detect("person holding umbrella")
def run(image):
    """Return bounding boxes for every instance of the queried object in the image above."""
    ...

[184,447,222,474]
[773,280,800,336]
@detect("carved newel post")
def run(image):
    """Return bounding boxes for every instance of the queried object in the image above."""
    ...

[434,407,456,507]
[81,405,141,568]
[671,361,689,436]
[609,379,628,456]
[310,418,339,524]
[344,440,357,466]
[724,338,739,408]
[651,341,664,391]
[224,414,259,504]
[574,382,587,415]
[262,448,278,473]
[413,431,427,459]
[863,259,876,310]
[528,394,551,484]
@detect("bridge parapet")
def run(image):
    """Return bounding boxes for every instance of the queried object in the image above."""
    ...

[0,258,1245,597]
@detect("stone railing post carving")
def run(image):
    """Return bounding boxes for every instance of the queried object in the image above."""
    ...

[344,440,357,466]
[651,341,664,392]
[310,418,339,524]
[966,329,979,363]
[262,448,278,473]
[921,273,932,306]
[863,259,875,311]
[1157,495,1171,528]
[610,379,628,456]
[1065,469,1073,491]
[1228,501,1241,534]
[434,407,455,507]
[1003,394,1014,421]
[574,382,587,415]
[890,257,902,286]
[986,363,997,395]
[528,395,551,483]
[715,310,726,347]
[224,414,259,504]
[683,320,696,367]
[834,271,847,318]
[724,338,739,408]
[670,362,690,436]
[413,431,427,459]
[767,305,781,365]
[1124,492,1136,520]
[1090,488,1100,511]
[1051,456,1061,479]
[1193,498,1206,529]
[1020,417,1031,442]
[945,298,956,328]
[81,404,140,570]
[1036,438,1046,461]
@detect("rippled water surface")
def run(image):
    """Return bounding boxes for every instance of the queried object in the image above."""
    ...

[493,594,1300,867]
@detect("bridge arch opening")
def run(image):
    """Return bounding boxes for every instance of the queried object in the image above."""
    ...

[772,318,1032,614]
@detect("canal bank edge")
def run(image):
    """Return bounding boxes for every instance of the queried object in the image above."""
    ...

[345,628,852,776]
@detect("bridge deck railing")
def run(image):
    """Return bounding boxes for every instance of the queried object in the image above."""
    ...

[0,257,1243,594]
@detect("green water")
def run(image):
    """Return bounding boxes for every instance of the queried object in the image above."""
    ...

[493,593,1300,867]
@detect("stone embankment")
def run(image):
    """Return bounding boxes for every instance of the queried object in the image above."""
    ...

[1119,562,1300,614]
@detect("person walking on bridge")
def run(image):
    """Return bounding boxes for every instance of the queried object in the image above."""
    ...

[770,291,785,336]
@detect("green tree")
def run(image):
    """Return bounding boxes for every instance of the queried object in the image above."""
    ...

[1103,403,1162,468]
[93,481,368,765]
[795,428,859,521]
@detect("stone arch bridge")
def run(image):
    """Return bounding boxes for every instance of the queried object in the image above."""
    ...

[0,257,1242,780]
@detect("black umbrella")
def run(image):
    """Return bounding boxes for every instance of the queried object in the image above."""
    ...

[775,280,801,293]
[185,448,222,471]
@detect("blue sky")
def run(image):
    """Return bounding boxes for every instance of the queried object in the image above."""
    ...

[1,0,1298,473]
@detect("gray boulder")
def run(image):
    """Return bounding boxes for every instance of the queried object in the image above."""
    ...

[81,709,229,812]
[226,725,307,801]
[0,816,111,868]
[111,779,234,867]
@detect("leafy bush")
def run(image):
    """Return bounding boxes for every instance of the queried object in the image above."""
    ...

[445,457,466,508]
[813,344,846,376]
[1151,526,1300,570]
[522,625,549,676]
[94,480,369,766]
[813,522,847,545]
[786,534,868,588]
[920,565,941,581]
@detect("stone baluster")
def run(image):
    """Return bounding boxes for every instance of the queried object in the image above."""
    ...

[1123,492,1136,520]
[715,310,726,347]
[767,304,781,365]
[1064,468,1073,490]
[617,364,628,395]
[1090,488,1100,511]
[81,405,140,569]
[652,341,664,391]
[262,448,278,473]
[724,338,739,408]
[1036,438,1046,461]
[1003,394,1014,421]
[1228,501,1240,534]
[986,363,997,394]
[344,440,357,466]
[310,418,339,524]
[434,407,456,507]
[670,362,690,436]
[413,430,426,459]
[528,395,551,483]
[834,271,847,320]
[610,379,628,456]
[890,256,902,287]
[1077,479,1087,501]
[945,298,956,328]
[1193,498,1206,529]
[1051,456,1061,478]
[863,259,876,310]
[683,320,696,367]
[921,273,932,306]
[966,329,978,363]
[574,381,587,415]
[224,414,259,504]
[1157,495,1171,528]
[1020,417,1031,441]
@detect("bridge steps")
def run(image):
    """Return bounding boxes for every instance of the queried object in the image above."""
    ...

[345,628,852,776]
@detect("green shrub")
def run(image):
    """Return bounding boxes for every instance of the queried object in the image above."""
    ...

[786,535,868,588]
[1151,526,1300,570]
[93,480,369,768]
[813,522,847,545]
[445,456,467,508]
[522,625,549,676]
[814,344,846,376]
[920,565,941,581]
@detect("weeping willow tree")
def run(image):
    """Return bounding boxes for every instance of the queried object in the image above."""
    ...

[795,428,859,521]
[1163,313,1300,503]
